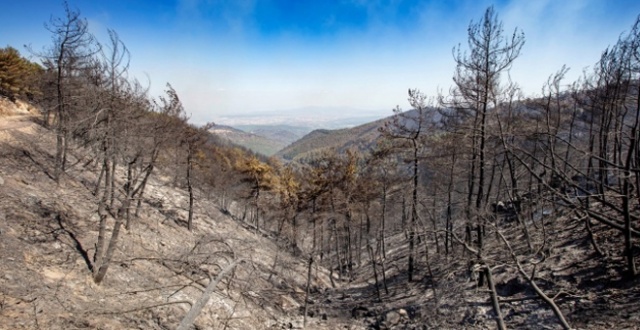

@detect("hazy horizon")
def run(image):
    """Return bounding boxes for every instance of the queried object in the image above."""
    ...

[2,0,640,126]
[215,105,389,128]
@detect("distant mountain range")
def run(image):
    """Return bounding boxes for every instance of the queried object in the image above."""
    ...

[274,108,438,161]
[210,106,394,156]
[210,108,429,160]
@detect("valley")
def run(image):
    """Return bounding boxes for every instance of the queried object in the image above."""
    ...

[2,3,640,330]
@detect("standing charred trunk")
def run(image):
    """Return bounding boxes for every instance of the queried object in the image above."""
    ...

[187,146,194,231]
[409,139,419,281]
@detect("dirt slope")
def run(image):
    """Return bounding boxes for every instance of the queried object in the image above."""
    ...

[0,104,358,329]
[2,100,640,330]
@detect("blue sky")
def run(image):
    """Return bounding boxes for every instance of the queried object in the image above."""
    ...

[2,0,640,125]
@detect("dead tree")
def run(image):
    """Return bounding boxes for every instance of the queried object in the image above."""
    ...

[441,5,524,252]
[379,89,436,282]
[176,258,245,330]
[38,2,98,181]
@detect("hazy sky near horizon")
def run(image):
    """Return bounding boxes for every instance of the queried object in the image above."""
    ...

[2,0,640,124]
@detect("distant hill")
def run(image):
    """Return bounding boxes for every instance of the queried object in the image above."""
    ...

[213,107,435,160]
[273,108,445,161]
[235,124,311,147]
[275,116,389,161]
[208,125,287,156]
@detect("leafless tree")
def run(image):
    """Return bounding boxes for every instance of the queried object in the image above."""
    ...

[181,122,215,230]
[441,5,524,253]
[37,2,99,181]
[380,89,436,281]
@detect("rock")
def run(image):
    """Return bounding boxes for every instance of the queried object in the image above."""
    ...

[0,175,4,186]
[377,309,410,329]
[287,320,303,329]
[279,295,299,310]
[352,306,370,318]
[387,311,401,323]
[381,311,401,329]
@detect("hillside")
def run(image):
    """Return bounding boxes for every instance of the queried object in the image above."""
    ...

[3,5,640,329]
[208,124,289,156]
[3,100,640,329]
[0,103,358,330]
[276,116,388,161]
[236,124,311,147]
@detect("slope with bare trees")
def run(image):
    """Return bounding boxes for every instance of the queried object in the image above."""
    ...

[3,3,640,330]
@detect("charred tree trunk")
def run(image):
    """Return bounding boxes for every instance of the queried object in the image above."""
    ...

[187,146,194,231]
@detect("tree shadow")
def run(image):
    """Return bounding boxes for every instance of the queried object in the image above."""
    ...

[21,148,55,181]
[55,213,93,272]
